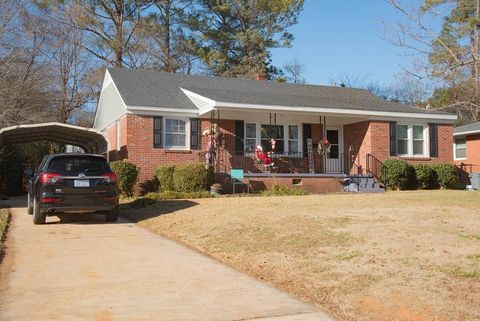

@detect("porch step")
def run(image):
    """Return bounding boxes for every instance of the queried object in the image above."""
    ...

[343,176,385,193]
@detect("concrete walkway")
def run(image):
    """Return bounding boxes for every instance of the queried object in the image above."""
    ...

[0,198,335,321]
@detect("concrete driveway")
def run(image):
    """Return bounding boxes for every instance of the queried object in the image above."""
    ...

[0,197,334,321]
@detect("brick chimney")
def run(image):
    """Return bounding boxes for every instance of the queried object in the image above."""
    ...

[255,73,267,81]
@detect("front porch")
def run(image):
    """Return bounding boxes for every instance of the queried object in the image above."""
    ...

[196,110,387,193]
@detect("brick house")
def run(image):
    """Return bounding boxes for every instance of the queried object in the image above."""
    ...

[453,122,480,183]
[94,68,457,193]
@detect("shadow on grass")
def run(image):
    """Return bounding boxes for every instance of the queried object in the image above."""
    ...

[120,199,199,223]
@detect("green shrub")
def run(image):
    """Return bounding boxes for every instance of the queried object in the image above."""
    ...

[155,164,176,191]
[431,163,458,189]
[110,160,140,197]
[412,164,434,189]
[260,185,308,196]
[172,163,214,192]
[383,159,410,190]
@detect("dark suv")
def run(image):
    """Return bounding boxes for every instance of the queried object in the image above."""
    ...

[25,154,119,224]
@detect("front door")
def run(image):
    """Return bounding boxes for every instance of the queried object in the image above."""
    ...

[325,128,343,173]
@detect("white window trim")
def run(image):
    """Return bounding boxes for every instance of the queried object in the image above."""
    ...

[245,123,257,152]
[288,125,300,155]
[453,137,467,161]
[245,122,303,157]
[397,123,429,157]
[163,116,190,150]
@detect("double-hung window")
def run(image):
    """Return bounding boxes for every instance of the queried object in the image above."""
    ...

[261,125,285,153]
[165,118,187,149]
[454,138,467,159]
[397,125,409,156]
[245,123,257,152]
[288,125,299,155]
[396,124,427,157]
[412,126,425,155]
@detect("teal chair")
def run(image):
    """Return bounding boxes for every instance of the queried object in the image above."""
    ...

[230,169,249,194]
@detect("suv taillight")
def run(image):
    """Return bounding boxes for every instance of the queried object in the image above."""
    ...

[102,172,118,183]
[39,173,61,184]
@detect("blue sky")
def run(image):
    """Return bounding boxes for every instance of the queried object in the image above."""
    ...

[271,0,411,86]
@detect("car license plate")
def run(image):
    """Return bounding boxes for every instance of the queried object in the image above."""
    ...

[74,180,90,188]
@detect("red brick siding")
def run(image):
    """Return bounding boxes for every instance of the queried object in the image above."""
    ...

[343,121,372,171]
[344,121,453,172]
[104,115,454,191]
[455,134,480,173]
[245,177,342,194]
[125,114,205,182]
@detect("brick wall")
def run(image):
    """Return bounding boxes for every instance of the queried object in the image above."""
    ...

[454,134,480,173]
[125,114,207,182]
[245,176,342,194]
[344,121,453,172]
[104,115,454,189]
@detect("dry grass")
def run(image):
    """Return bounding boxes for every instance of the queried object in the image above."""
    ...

[0,208,11,263]
[122,191,480,321]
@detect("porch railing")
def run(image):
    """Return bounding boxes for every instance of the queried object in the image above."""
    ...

[230,151,354,175]
[366,153,386,185]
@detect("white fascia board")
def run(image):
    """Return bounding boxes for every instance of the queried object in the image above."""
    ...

[213,101,458,122]
[180,88,216,114]
[125,107,199,118]
[453,129,480,136]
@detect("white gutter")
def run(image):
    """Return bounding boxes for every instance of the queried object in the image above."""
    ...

[209,101,458,122]
[453,129,480,136]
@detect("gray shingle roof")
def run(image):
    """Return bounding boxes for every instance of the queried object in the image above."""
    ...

[107,68,452,115]
[454,121,480,134]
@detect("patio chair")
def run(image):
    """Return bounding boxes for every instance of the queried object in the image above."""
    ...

[230,169,250,194]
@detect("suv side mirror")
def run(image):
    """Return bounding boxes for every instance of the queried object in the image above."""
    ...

[24,169,34,177]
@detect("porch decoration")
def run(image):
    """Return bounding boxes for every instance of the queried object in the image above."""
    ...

[318,115,330,156]
[203,123,224,167]
[255,140,276,169]
[210,183,223,196]
[318,138,331,155]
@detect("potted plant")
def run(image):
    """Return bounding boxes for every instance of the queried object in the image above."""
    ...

[210,183,222,196]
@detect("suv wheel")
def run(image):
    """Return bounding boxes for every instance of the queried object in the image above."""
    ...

[27,193,33,215]
[105,208,118,222]
[32,197,46,225]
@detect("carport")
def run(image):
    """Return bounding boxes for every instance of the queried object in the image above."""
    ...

[0,122,107,196]
[0,122,107,154]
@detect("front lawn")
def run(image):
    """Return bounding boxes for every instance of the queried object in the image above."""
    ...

[122,191,480,321]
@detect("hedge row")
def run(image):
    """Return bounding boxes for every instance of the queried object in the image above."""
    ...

[383,160,458,190]
[155,163,214,193]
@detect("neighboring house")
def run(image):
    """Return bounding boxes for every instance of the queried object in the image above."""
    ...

[94,68,457,193]
[453,122,480,178]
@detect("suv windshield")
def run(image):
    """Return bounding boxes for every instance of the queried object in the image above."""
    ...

[48,156,109,176]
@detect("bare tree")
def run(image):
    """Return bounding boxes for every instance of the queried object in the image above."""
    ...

[42,0,153,68]
[329,72,430,105]
[283,58,306,83]
[384,0,480,120]
[45,23,97,122]
[0,0,53,127]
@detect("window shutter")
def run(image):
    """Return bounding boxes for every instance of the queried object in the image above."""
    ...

[153,116,163,148]
[429,123,438,158]
[389,121,397,156]
[235,120,244,155]
[303,124,312,157]
[190,118,201,150]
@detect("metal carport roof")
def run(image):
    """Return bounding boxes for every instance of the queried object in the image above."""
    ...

[0,122,107,154]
